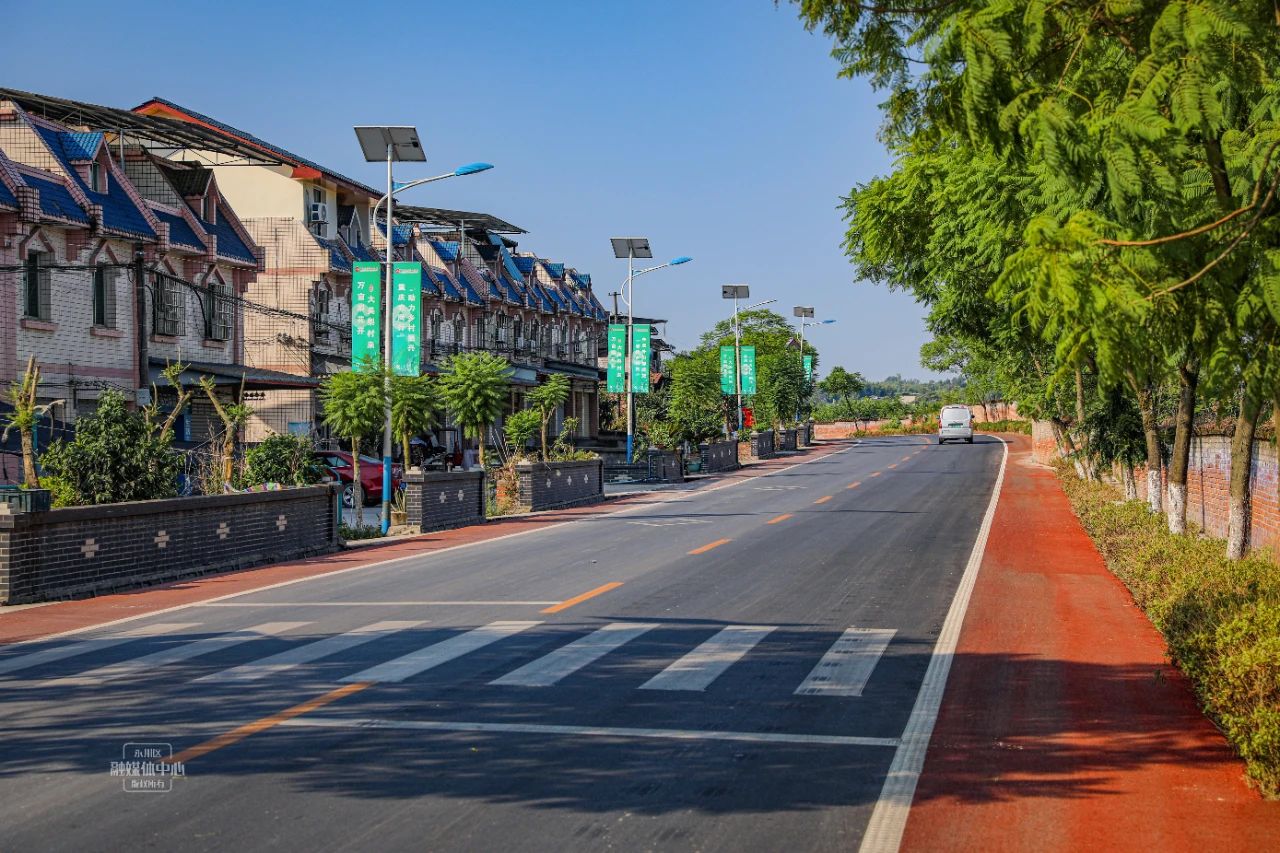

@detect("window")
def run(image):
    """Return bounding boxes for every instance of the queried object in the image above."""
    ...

[92,264,116,328]
[204,277,232,341]
[153,275,185,337]
[474,318,486,348]
[201,193,214,223]
[496,313,508,344]
[452,315,463,345]
[23,252,50,320]
[313,282,331,315]
[430,311,442,341]
[89,162,102,192]
[513,316,522,347]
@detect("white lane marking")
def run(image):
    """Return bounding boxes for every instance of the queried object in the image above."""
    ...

[859,437,1009,853]
[625,519,712,527]
[3,445,852,650]
[195,601,558,607]
[794,628,897,697]
[640,625,775,692]
[193,621,424,684]
[491,623,659,687]
[280,716,900,748]
[0,623,199,677]
[341,621,540,684]
[49,622,309,686]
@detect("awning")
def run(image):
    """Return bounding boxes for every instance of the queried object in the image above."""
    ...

[148,358,319,390]
[543,360,604,381]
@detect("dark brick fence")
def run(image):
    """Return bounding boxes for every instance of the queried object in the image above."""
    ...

[750,431,776,460]
[404,469,486,532]
[777,429,798,452]
[698,440,739,473]
[517,459,604,510]
[0,485,340,605]
[646,449,684,483]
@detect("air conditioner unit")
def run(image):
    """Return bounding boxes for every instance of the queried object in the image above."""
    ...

[309,203,329,224]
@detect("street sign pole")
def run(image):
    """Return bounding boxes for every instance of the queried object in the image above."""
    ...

[734,293,743,432]
[625,248,634,463]
[381,144,394,534]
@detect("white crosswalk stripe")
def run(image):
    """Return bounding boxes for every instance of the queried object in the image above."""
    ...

[48,622,310,687]
[640,625,776,692]
[794,628,896,697]
[491,622,659,687]
[342,621,540,684]
[0,623,199,678]
[193,621,425,684]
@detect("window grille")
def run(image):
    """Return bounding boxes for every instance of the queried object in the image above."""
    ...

[154,274,185,336]
[92,264,116,328]
[23,252,51,320]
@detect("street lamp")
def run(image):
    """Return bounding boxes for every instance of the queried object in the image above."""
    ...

[722,286,776,431]
[354,125,492,534]
[793,306,836,421]
[612,237,692,463]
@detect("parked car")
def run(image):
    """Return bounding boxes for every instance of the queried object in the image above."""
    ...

[314,451,403,508]
[938,404,974,444]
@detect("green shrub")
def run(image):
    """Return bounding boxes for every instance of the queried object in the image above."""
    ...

[242,433,325,487]
[41,474,76,508]
[1059,471,1280,797]
[975,419,1032,434]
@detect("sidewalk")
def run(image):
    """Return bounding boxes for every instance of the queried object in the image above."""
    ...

[902,435,1280,852]
[0,441,847,646]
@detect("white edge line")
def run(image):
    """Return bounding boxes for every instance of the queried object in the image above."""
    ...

[278,715,899,748]
[857,436,1009,853]
[1,442,853,649]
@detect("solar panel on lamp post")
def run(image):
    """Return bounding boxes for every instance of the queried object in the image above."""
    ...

[612,238,692,463]
[722,287,775,432]
[354,125,492,534]
[793,307,836,422]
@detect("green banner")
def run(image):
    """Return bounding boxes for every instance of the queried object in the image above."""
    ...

[740,345,757,394]
[803,354,813,381]
[720,346,736,393]
[351,262,381,371]
[631,324,651,394]
[390,262,422,376]
[606,324,627,393]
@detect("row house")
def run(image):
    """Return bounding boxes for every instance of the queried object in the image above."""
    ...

[0,99,290,446]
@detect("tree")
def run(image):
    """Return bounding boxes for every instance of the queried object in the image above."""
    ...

[526,373,570,461]
[2,356,61,488]
[388,371,441,465]
[819,366,863,403]
[503,408,540,458]
[199,376,253,492]
[320,366,384,511]
[437,352,510,467]
[40,391,181,505]
[243,433,325,487]
[667,351,724,444]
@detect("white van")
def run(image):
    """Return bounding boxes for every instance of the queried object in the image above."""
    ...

[939,405,974,444]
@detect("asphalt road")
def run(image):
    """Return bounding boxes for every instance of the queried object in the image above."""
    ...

[0,435,1003,852]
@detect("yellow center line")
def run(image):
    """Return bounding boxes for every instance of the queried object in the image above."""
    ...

[542,582,624,614]
[887,463,898,469]
[688,538,731,555]
[870,472,882,478]
[901,455,912,462]
[847,482,861,489]
[172,680,372,765]
[767,513,794,525]
[813,495,833,504]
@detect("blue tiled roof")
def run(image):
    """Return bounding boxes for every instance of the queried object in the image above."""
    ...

[348,241,378,263]
[137,98,380,197]
[0,177,17,210]
[205,207,256,263]
[23,173,89,223]
[35,125,154,238]
[500,270,526,304]
[480,270,503,301]
[529,281,556,313]
[426,266,463,301]
[376,221,411,246]
[316,237,351,273]
[544,262,565,278]
[155,210,203,249]
[430,240,459,262]
[456,271,484,306]
[513,256,537,275]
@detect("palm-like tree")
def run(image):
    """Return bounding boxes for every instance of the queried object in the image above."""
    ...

[2,356,61,488]
[526,373,570,460]
[437,352,510,467]
[320,365,384,511]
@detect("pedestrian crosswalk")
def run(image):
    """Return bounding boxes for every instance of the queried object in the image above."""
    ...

[0,618,898,698]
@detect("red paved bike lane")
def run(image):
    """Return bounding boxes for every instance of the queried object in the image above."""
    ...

[902,435,1280,852]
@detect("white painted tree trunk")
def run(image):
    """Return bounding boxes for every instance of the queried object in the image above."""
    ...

[1227,497,1249,560]
[1167,483,1187,534]
[1146,469,1162,514]
[1123,466,1138,501]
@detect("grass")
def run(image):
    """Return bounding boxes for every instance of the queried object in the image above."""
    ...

[338,521,382,541]
[1058,469,1280,798]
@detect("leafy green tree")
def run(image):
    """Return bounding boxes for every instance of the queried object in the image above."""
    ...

[388,371,441,466]
[320,366,384,509]
[667,351,724,444]
[243,433,325,487]
[40,391,181,505]
[819,366,863,403]
[755,352,806,429]
[503,408,541,458]
[2,356,61,488]
[526,373,570,460]
[437,352,510,467]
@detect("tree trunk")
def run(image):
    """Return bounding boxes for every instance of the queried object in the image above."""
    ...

[1122,464,1138,501]
[19,428,39,488]
[477,427,487,468]
[1133,381,1163,514]
[349,438,362,524]
[540,416,549,461]
[401,434,411,469]
[1073,368,1093,480]
[1166,360,1199,535]
[1226,385,1263,560]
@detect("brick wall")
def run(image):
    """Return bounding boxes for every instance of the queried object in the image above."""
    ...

[797,423,813,446]
[698,439,739,473]
[777,429,798,452]
[516,459,604,510]
[646,450,684,483]
[750,431,775,460]
[0,485,339,604]
[403,469,485,533]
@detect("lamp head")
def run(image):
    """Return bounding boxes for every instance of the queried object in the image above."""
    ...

[454,162,494,176]
[669,256,693,266]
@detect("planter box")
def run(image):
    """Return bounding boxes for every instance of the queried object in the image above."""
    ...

[698,439,739,473]
[750,431,776,459]
[0,486,51,513]
[777,429,798,452]
[403,469,486,533]
[516,459,604,510]
[646,449,684,483]
[0,485,340,605]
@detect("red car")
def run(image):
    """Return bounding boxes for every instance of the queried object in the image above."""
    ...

[315,451,403,508]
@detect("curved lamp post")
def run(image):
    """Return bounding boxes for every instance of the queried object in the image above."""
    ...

[793,306,836,421]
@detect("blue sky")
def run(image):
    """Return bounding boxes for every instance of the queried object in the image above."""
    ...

[8,0,939,380]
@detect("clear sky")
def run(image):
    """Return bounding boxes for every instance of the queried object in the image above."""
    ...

[7,0,940,380]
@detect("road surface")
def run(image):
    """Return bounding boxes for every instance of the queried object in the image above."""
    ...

[0,435,1003,851]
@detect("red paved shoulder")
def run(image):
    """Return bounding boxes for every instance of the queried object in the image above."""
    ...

[903,435,1280,852]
